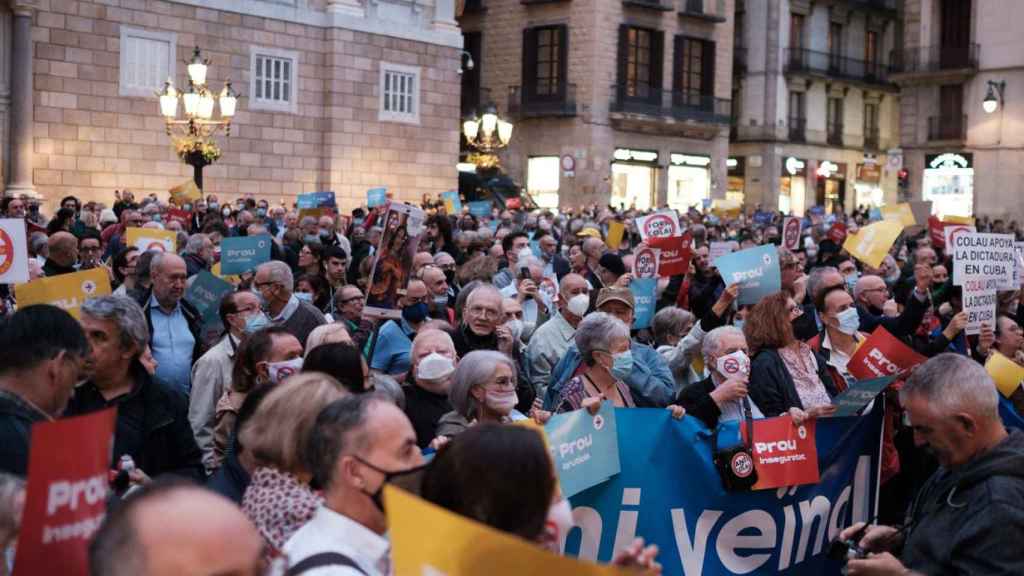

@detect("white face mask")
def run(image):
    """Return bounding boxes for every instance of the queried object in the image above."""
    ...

[267,357,303,384]
[567,294,590,317]
[836,307,861,335]
[416,352,455,382]
[505,319,524,341]
[542,498,574,549]
[715,350,750,379]
[483,389,517,414]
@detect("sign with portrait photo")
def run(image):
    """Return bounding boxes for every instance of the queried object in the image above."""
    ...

[364,202,426,319]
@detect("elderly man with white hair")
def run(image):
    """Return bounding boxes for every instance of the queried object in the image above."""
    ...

[404,328,459,448]
[253,260,326,348]
[139,252,203,392]
[674,325,763,429]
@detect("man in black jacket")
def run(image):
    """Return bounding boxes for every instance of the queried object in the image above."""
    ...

[677,325,764,429]
[67,295,203,481]
[840,353,1024,575]
[0,305,90,475]
[853,265,932,340]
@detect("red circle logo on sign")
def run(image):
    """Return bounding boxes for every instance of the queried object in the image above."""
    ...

[0,228,13,276]
[722,357,740,375]
[643,214,676,239]
[731,451,754,478]
[784,218,800,248]
[146,241,167,252]
[635,247,657,278]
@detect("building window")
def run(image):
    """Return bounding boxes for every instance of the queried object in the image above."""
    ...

[788,91,806,142]
[674,36,715,110]
[379,62,421,124]
[828,22,843,71]
[523,25,567,100]
[790,14,804,49]
[249,47,299,113]
[527,156,561,209]
[865,31,878,66]
[461,32,482,117]
[864,102,879,148]
[618,25,663,101]
[119,27,176,98]
[828,97,844,145]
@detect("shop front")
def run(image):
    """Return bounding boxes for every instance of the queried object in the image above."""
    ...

[854,161,884,208]
[814,160,847,214]
[526,156,561,209]
[666,153,711,211]
[923,152,974,218]
[611,148,658,210]
[780,156,807,215]
[727,157,745,205]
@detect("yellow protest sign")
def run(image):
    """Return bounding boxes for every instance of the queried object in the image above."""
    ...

[297,208,331,222]
[943,214,975,226]
[843,220,904,268]
[168,180,201,206]
[711,199,742,219]
[125,227,177,253]
[15,268,111,319]
[880,204,915,228]
[605,221,625,250]
[385,486,628,576]
[211,262,241,284]
[985,352,1024,398]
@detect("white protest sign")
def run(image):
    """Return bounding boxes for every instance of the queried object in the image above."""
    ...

[633,246,660,279]
[963,288,997,336]
[951,232,1016,291]
[635,210,680,242]
[709,241,738,263]
[782,217,802,251]
[943,225,975,251]
[0,218,29,284]
[1014,242,1024,287]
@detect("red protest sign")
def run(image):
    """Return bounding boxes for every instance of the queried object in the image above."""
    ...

[848,326,927,380]
[633,246,659,279]
[928,215,945,248]
[743,416,820,490]
[15,408,116,576]
[648,232,693,277]
[827,222,847,244]
[782,217,802,251]
[166,208,191,226]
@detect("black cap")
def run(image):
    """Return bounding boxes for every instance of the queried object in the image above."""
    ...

[598,252,626,277]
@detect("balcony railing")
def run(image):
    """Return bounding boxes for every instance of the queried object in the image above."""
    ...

[622,0,672,10]
[828,122,844,146]
[785,48,889,84]
[843,0,898,11]
[788,117,806,142]
[611,84,731,123]
[928,114,966,141]
[508,83,577,118]
[864,128,880,150]
[889,44,979,74]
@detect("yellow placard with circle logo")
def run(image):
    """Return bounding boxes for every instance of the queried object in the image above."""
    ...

[843,220,904,269]
[125,227,177,253]
[15,268,111,318]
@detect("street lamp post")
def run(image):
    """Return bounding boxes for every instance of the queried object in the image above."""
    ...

[156,47,239,190]
[462,101,513,156]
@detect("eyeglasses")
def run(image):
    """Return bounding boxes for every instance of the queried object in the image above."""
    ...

[488,377,516,390]
[254,281,280,291]
[864,286,888,294]
[467,305,501,320]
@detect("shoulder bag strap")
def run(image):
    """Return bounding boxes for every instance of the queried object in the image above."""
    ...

[286,552,367,576]
[742,397,755,450]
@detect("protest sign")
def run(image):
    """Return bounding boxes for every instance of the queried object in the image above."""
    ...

[296,191,336,210]
[630,277,658,330]
[386,486,630,576]
[367,187,388,208]
[14,408,116,576]
[648,233,693,277]
[168,179,201,205]
[219,235,271,275]
[708,240,738,263]
[440,190,462,214]
[744,417,820,490]
[468,200,492,218]
[125,227,176,253]
[365,202,426,318]
[297,207,332,223]
[211,261,241,283]
[544,402,621,498]
[985,352,1024,398]
[963,288,997,336]
[636,210,681,242]
[185,270,234,326]
[782,216,802,251]
[928,215,946,248]
[710,198,742,219]
[944,214,975,225]
[827,221,847,244]
[713,244,780,305]
[165,208,191,227]
[831,375,897,417]
[632,246,659,279]
[605,221,625,250]
[15,268,111,319]
[847,326,927,380]
[951,232,1016,291]
[908,200,933,226]
[942,224,975,252]
[1015,242,1024,287]
[0,218,29,284]
[564,406,883,575]
[842,220,904,269]
[881,203,915,227]
[753,211,773,226]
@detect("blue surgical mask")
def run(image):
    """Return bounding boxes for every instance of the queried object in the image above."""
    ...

[183,204,192,212]
[152,214,162,223]
[844,272,859,292]
[295,292,314,302]
[209,202,219,210]
[836,307,860,335]
[733,318,745,330]
[257,208,267,218]
[244,312,270,334]
[610,349,633,381]
[303,234,319,245]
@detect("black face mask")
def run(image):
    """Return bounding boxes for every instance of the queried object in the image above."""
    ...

[353,455,430,512]
[443,269,456,285]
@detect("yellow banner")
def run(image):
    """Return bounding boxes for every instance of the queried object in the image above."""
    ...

[711,199,742,219]
[386,486,628,576]
[15,268,111,319]
[125,227,176,253]
[843,220,904,268]
[943,214,975,226]
[985,352,1024,398]
[168,180,201,205]
[605,221,625,250]
[880,204,915,228]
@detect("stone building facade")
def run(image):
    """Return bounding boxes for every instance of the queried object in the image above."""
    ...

[459,0,734,212]
[0,0,463,211]
[730,0,902,216]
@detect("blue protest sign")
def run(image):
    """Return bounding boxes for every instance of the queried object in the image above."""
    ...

[185,270,234,326]
[713,244,781,305]
[220,235,272,275]
[440,190,462,213]
[809,205,825,216]
[544,402,620,499]
[1001,396,1024,430]
[468,200,492,218]
[367,187,388,208]
[296,191,336,209]
[869,207,882,221]
[630,277,657,330]
[753,211,773,225]
[564,406,883,575]
[831,375,896,417]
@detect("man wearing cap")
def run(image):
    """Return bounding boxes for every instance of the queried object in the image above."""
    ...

[544,287,675,408]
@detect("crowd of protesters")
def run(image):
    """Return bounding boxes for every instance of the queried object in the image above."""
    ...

[0,189,1023,575]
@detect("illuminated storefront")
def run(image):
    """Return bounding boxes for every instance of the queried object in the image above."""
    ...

[526,156,561,209]
[854,162,884,208]
[814,160,847,214]
[923,152,974,218]
[666,153,711,211]
[727,157,745,204]
[779,156,807,215]
[611,148,658,210]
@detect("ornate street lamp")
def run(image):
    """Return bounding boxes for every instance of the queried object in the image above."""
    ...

[156,46,239,190]
[462,102,513,155]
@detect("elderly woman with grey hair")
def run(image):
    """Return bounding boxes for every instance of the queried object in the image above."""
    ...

[552,312,637,413]
[435,350,527,438]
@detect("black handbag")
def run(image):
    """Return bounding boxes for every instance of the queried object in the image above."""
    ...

[711,398,759,491]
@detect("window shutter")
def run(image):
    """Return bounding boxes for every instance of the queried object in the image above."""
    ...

[522,28,538,101]
[672,35,682,94]
[649,30,665,105]
[557,25,569,101]
[702,39,716,101]
[616,24,629,107]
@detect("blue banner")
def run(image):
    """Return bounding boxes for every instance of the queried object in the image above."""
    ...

[753,211,773,225]
[563,407,883,575]
[469,200,492,218]
[630,277,657,330]
[296,191,336,209]
[220,235,271,275]
[184,270,234,326]
[1001,396,1024,429]
[545,402,621,499]
[713,244,781,306]
[367,187,388,208]
[831,376,895,417]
